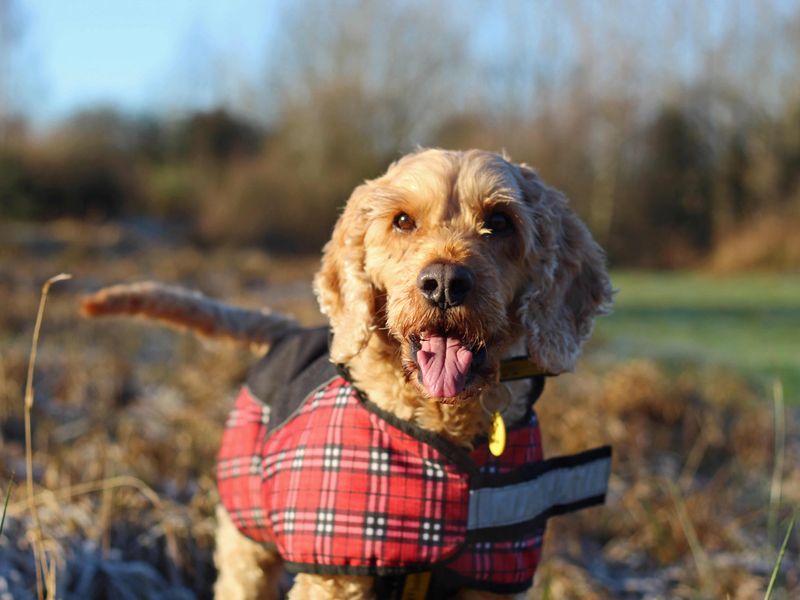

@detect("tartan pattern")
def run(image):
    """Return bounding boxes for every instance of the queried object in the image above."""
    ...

[218,378,470,569]
[470,411,543,475]
[217,377,545,586]
[216,391,275,540]
[441,411,545,586]
[443,534,544,587]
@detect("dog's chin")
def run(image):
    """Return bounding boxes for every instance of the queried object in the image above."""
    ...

[403,331,493,404]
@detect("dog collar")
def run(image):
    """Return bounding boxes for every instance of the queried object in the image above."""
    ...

[499,356,553,381]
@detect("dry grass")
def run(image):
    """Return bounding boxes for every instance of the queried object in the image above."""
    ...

[0,222,320,598]
[532,359,799,598]
[23,273,72,599]
[709,209,800,273]
[0,221,797,599]
[0,480,12,536]
[766,516,796,600]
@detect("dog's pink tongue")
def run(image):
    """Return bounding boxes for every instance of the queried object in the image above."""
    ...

[417,334,474,398]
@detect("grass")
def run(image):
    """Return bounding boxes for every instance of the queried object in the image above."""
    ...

[0,223,797,598]
[1,479,12,536]
[24,274,72,600]
[765,516,796,600]
[596,271,800,403]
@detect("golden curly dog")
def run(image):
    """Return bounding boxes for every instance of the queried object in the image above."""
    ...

[84,148,612,599]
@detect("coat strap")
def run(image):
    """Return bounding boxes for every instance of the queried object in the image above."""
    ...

[466,446,612,542]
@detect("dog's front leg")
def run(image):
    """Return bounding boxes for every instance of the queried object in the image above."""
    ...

[214,506,285,600]
[288,574,374,599]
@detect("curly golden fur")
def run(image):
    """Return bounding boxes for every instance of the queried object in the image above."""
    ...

[212,148,612,599]
[314,149,612,438]
[82,148,612,599]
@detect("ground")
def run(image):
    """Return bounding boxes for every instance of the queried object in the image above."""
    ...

[0,220,797,599]
[599,271,800,402]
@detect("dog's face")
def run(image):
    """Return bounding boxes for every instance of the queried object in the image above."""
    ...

[315,149,612,402]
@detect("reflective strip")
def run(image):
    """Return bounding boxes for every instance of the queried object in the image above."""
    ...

[467,452,611,531]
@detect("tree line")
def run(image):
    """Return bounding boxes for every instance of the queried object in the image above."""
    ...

[1,0,798,268]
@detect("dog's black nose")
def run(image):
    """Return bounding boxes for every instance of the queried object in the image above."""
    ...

[416,262,474,309]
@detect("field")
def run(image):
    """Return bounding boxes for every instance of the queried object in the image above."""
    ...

[597,271,800,404]
[0,221,798,599]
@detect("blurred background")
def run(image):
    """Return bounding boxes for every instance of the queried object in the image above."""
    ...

[3,0,800,264]
[1,1,799,598]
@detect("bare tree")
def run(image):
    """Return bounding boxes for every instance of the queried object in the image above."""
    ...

[0,0,23,141]
[264,0,470,155]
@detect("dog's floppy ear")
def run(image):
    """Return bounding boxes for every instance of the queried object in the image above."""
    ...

[516,165,613,374]
[314,184,376,363]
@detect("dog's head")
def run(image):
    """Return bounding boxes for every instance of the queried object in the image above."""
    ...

[314,149,612,402]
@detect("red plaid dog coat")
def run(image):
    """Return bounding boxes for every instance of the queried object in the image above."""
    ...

[217,328,611,596]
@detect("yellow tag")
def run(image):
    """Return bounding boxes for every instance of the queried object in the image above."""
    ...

[489,411,506,456]
[401,571,432,600]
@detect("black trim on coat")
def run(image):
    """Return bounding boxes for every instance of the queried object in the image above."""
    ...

[349,386,480,476]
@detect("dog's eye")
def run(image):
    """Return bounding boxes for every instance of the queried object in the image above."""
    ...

[393,212,416,232]
[483,212,514,236]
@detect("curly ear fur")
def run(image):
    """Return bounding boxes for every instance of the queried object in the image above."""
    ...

[516,166,613,374]
[313,184,376,363]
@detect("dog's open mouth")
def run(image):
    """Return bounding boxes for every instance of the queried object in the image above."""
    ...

[409,332,488,399]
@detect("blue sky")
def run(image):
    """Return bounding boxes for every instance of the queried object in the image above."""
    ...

[24,0,276,122]
[17,0,799,126]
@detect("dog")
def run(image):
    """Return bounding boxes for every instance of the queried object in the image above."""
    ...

[83,149,613,599]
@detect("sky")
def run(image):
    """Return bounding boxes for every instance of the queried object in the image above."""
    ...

[23,0,277,123]
[14,0,800,126]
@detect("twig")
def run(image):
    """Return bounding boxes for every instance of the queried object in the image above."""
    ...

[1,478,13,535]
[8,474,164,515]
[764,515,795,600]
[99,452,113,557]
[767,379,785,547]
[679,422,710,488]
[24,273,71,600]
[667,479,713,595]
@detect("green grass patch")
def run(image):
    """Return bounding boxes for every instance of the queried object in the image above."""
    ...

[594,271,800,403]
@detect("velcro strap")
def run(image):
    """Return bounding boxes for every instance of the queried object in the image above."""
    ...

[466,446,612,542]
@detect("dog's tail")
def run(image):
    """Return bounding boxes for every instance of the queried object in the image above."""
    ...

[81,281,299,353]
